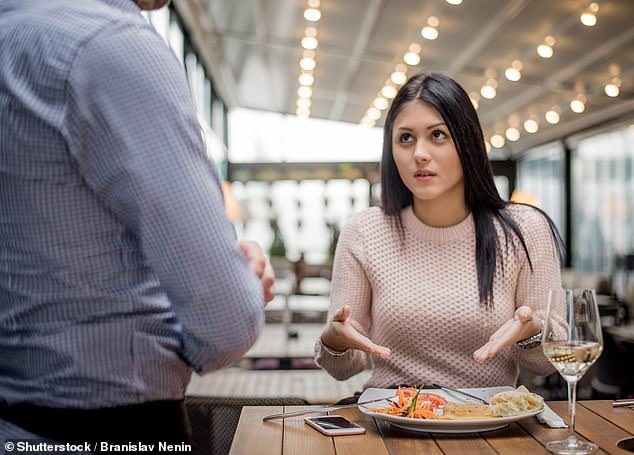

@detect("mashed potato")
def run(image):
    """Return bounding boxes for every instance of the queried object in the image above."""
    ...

[489,385,544,417]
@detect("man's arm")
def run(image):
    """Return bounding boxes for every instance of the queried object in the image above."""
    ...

[63,20,264,373]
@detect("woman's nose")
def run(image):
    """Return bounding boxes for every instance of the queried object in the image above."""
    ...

[413,144,431,162]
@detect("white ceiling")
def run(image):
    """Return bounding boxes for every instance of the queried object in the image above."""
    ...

[178,0,634,156]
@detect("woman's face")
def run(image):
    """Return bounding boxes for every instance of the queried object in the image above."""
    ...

[392,101,464,207]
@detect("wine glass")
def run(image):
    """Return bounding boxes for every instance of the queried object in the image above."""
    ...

[542,288,603,455]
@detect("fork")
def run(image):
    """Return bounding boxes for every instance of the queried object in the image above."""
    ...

[431,383,490,405]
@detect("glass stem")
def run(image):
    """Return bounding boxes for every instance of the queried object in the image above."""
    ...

[567,378,578,439]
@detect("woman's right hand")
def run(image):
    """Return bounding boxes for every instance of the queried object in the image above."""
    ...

[319,305,391,359]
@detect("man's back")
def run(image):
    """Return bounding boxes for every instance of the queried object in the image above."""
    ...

[0,0,264,412]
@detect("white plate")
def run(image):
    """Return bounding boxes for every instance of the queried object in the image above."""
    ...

[358,386,543,434]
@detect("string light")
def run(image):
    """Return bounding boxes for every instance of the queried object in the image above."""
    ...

[580,2,599,26]
[545,107,561,124]
[504,60,523,82]
[604,77,621,97]
[490,134,505,148]
[304,8,321,22]
[446,0,463,5]
[537,35,555,58]
[523,118,539,133]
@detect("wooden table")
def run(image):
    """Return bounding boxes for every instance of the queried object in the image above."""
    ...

[229,401,634,454]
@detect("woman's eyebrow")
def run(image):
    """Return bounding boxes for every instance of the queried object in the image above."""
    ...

[426,122,446,130]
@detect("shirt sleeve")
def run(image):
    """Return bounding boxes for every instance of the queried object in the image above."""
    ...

[62,21,264,374]
[314,214,371,380]
[513,206,566,374]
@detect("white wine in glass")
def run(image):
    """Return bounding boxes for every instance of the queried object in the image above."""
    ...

[542,288,603,455]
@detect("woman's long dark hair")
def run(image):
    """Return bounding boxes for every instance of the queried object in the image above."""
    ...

[380,72,564,308]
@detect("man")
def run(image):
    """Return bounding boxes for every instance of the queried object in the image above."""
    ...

[0,0,273,445]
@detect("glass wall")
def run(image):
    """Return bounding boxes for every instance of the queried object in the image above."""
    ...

[516,141,566,235]
[570,125,634,289]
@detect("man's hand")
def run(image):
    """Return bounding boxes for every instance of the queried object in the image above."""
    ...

[473,306,541,363]
[238,240,275,304]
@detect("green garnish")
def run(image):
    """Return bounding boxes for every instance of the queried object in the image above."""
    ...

[407,383,425,416]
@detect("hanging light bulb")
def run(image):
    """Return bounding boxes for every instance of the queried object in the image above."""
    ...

[404,52,421,65]
[421,26,438,40]
[580,3,599,26]
[490,134,505,148]
[297,86,312,98]
[367,107,381,120]
[605,77,621,97]
[523,118,539,133]
[390,71,407,85]
[537,36,555,58]
[301,36,318,50]
[299,57,316,71]
[545,108,560,124]
[505,127,520,142]
[360,117,376,128]
[446,0,463,5]
[298,73,314,86]
[505,60,523,81]
[304,8,321,22]
[381,85,397,99]
[373,96,389,110]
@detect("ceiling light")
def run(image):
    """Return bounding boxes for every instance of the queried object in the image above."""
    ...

[297,98,311,109]
[469,91,480,110]
[505,127,520,142]
[404,52,421,65]
[390,71,407,85]
[307,0,320,7]
[580,12,596,26]
[427,16,440,27]
[304,8,321,22]
[421,26,438,40]
[470,98,479,110]
[605,77,621,97]
[570,99,585,113]
[298,73,314,86]
[605,83,619,97]
[523,119,539,133]
[299,57,316,71]
[304,26,317,38]
[373,97,389,110]
[537,44,553,58]
[480,85,496,99]
[360,117,376,128]
[296,108,310,118]
[301,36,318,50]
[297,86,312,98]
[381,85,397,99]
[490,134,505,148]
[303,49,315,59]
[505,67,521,82]
[408,43,422,53]
[485,140,491,153]
[545,109,560,124]
[446,0,463,5]
[367,107,381,120]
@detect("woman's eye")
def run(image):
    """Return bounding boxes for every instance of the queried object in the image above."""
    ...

[431,130,447,140]
[399,133,414,143]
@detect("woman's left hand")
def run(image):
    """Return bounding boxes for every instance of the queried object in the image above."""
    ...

[472,306,541,364]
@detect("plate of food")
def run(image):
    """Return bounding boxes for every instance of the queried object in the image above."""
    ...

[358,385,544,433]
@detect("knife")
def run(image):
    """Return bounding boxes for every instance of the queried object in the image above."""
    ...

[261,395,397,421]
[612,399,634,407]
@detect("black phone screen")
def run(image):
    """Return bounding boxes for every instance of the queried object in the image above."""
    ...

[310,416,359,429]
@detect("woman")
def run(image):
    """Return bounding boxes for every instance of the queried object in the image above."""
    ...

[314,72,566,389]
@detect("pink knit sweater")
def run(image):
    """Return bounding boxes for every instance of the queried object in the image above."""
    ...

[314,204,564,389]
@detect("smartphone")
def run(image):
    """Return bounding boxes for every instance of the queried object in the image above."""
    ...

[304,415,366,436]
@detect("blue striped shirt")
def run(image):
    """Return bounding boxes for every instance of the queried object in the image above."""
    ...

[0,0,264,412]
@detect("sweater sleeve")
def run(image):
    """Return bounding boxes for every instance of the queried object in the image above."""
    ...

[314,214,372,380]
[512,206,566,374]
